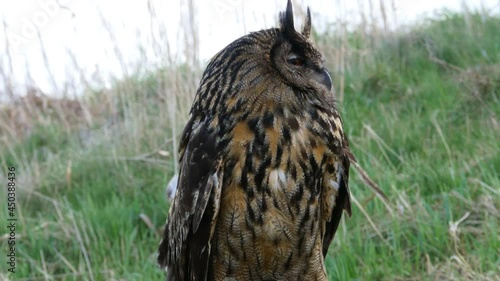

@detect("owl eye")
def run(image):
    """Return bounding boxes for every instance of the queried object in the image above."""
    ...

[287,54,304,66]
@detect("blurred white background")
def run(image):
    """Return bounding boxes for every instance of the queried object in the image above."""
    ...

[0,0,498,96]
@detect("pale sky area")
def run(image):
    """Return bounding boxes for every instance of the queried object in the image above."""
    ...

[0,0,498,96]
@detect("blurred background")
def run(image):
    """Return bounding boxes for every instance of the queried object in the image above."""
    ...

[0,0,499,280]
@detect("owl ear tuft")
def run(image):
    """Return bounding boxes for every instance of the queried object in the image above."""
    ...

[280,0,296,36]
[302,8,311,38]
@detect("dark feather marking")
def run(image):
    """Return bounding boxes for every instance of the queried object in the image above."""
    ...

[287,117,299,131]
[247,200,256,223]
[241,167,250,193]
[292,185,304,203]
[247,117,259,132]
[299,205,310,228]
[262,111,274,128]
[282,126,291,143]
[227,61,245,91]
[274,143,283,168]
[255,156,271,190]
[274,105,285,117]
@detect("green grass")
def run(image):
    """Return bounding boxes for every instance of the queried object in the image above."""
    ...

[1,10,499,281]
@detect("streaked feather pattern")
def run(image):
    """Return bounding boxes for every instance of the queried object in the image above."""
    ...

[157,1,384,280]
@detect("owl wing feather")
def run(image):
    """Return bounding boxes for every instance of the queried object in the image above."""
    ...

[322,147,352,256]
[322,144,388,256]
[158,118,222,281]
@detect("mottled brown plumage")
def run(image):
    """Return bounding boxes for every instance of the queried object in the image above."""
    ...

[158,1,354,280]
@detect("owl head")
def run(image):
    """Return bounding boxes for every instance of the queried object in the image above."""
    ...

[272,0,332,94]
[196,0,334,115]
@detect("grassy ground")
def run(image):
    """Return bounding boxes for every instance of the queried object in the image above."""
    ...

[1,10,499,281]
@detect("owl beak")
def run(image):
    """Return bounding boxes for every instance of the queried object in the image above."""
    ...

[316,69,332,91]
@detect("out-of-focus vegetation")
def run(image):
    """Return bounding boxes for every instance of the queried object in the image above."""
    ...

[0,6,499,281]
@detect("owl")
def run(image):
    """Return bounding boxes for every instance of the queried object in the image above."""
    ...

[158,1,355,280]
